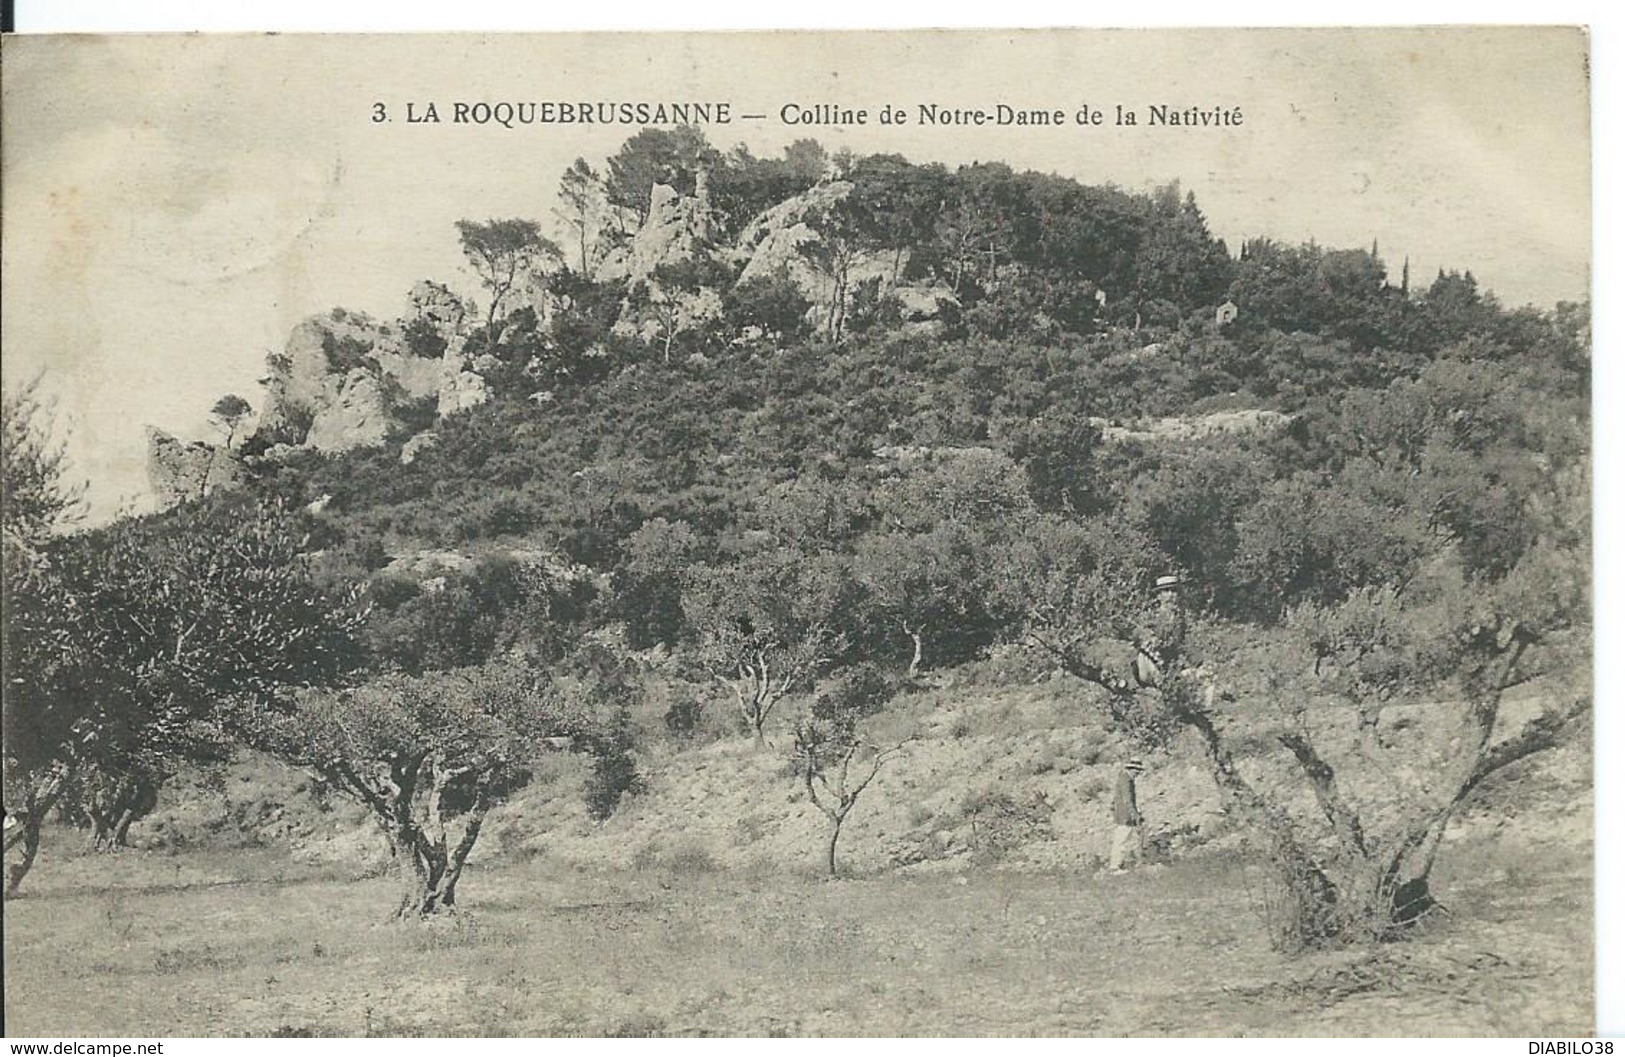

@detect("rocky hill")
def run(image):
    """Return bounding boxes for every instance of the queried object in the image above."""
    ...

[113,132,1588,941]
[147,283,487,504]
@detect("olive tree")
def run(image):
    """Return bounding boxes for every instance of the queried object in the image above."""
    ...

[4,495,363,893]
[2,378,82,545]
[2,548,97,891]
[244,662,596,919]
[3,380,88,889]
[681,548,849,746]
[1240,546,1588,945]
[853,447,1032,677]
[791,666,905,876]
[853,524,984,680]
[995,492,1588,949]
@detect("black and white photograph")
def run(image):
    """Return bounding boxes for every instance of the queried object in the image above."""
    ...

[0,27,1597,1038]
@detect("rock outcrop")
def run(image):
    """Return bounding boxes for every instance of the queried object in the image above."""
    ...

[732,180,854,288]
[254,312,400,452]
[408,280,469,335]
[588,176,955,344]
[893,283,958,333]
[304,368,392,452]
[732,181,953,329]
[594,182,713,285]
[437,362,489,416]
[151,282,495,508]
[406,280,491,419]
[251,292,486,457]
[399,431,439,465]
[1091,409,1293,444]
[146,428,242,507]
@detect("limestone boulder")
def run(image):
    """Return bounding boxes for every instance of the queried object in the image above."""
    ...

[252,306,449,455]
[732,180,852,290]
[437,366,489,416]
[371,347,444,402]
[399,431,440,465]
[305,369,390,453]
[146,427,242,508]
[407,279,469,336]
[732,180,917,327]
[595,183,709,285]
[892,283,958,322]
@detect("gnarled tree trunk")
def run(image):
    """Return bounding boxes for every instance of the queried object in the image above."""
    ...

[388,807,487,919]
[5,762,73,896]
[719,648,799,749]
[1196,634,1584,948]
[1058,646,1575,950]
[344,753,494,921]
[5,817,43,897]
[82,771,160,852]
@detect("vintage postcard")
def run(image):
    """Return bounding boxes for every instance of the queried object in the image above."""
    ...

[1,29,1594,1038]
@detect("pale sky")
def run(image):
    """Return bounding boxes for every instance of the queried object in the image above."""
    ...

[1,29,1592,519]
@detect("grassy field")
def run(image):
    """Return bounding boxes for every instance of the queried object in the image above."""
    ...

[2,828,1592,1037]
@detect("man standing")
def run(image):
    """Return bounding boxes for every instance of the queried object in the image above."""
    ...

[1109,757,1146,873]
[1133,574,1186,688]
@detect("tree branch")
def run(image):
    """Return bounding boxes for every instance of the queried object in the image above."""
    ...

[1278,729,1369,858]
[1461,694,1589,804]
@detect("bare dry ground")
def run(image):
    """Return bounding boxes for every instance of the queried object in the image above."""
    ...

[2,826,1591,1037]
[3,672,1595,1037]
